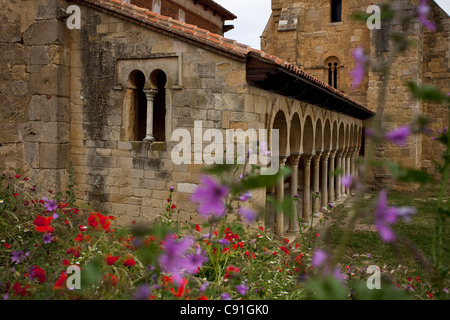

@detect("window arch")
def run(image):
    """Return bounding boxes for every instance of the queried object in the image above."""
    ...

[128,70,147,141]
[331,0,342,23]
[151,70,167,142]
[324,57,340,89]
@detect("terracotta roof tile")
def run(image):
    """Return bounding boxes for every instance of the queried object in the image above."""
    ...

[74,0,373,114]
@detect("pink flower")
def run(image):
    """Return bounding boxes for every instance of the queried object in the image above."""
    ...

[191,175,229,217]
[385,125,411,147]
[375,190,416,243]
[350,47,368,89]
[418,0,436,31]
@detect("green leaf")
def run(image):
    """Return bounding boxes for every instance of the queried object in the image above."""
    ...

[240,166,291,191]
[349,280,411,300]
[407,82,450,104]
[305,276,348,300]
[386,162,434,184]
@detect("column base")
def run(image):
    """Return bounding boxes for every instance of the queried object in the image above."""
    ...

[143,136,155,142]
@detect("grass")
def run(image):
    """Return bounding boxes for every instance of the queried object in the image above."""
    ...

[324,185,450,299]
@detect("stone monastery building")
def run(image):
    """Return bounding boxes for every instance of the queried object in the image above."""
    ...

[0,0,448,235]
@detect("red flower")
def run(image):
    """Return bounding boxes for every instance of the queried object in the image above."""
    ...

[283,238,290,244]
[280,246,290,254]
[62,259,70,266]
[106,255,120,266]
[315,233,320,238]
[14,174,21,179]
[12,282,30,296]
[13,193,19,197]
[196,296,209,300]
[54,271,68,289]
[33,215,54,233]
[123,256,136,267]
[171,204,176,209]
[224,265,240,279]
[78,225,87,232]
[30,265,46,283]
[104,273,118,287]
[4,243,11,249]
[73,233,83,242]
[195,225,201,232]
[170,278,189,298]
[88,212,111,231]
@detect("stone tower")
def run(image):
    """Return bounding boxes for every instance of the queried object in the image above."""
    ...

[261,0,450,185]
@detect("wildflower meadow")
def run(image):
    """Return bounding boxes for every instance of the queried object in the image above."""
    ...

[1,0,449,307]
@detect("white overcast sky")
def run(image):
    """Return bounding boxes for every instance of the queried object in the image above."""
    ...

[214,0,450,50]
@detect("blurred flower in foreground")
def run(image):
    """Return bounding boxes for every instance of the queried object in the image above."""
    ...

[351,47,369,89]
[191,175,229,217]
[417,0,436,31]
[375,190,416,243]
[385,125,411,147]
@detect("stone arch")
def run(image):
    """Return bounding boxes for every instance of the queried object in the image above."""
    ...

[324,56,341,89]
[338,122,345,150]
[269,98,290,157]
[290,112,302,154]
[332,120,338,151]
[345,123,350,150]
[303,115,314,155]
[127,70,147,141]
[315,118,323,153]
[273,110,289,157]
[324,119,332,152]
[148,69,167,142]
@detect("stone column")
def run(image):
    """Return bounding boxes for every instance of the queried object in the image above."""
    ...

[143,88,158,142]
[275,157,287,236]
[335,151,342,202]
[287,154,301,235]
[345,149,351,197]
[350,148,356,195]
[320,152,329,212]
[312,153,321,217]
[302,155,313,223]
[328,151,336,206]
[341,148,348,198]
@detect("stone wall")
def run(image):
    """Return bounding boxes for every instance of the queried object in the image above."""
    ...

[421,2,450,176]
[262,0,450,186]
[0,0,70,192]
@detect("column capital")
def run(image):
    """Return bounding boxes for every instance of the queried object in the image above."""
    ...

[321,150,330,160]
[313,152,322,163]
[143,88,158,100]
[288,153,301,166]
[302,154,313,166]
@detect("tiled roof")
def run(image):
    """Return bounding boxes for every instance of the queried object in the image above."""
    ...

[73,0,374,115]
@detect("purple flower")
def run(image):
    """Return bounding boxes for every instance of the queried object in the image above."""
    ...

[418,0,436,31]
[133,284,152,300]
[185,247,208,274]
[191,175,229,217]
[238,207,257,223]
[11,251,26,264]
[239,191,252,202]
[218,238,229,246]
[200,282,209,293]
[43,233,53,244]
[385,125,411,147]
[43,197,58,212]
[351,47,368,89]
[236,283,248,296]
[341,174,353,188]
[221,293,232,300]
[311,249,328,268]
[374,190,416,243]
[158,235,205,286]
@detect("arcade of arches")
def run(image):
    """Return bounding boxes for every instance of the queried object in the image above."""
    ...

[266,105,363,237]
